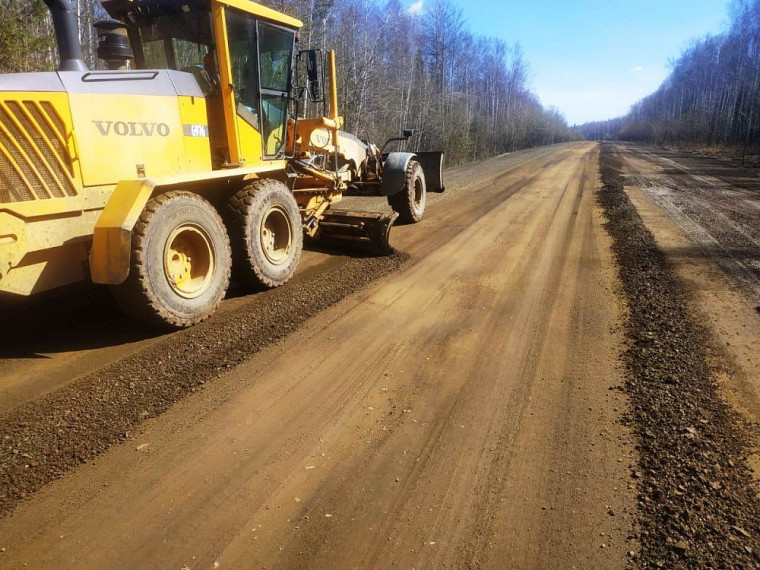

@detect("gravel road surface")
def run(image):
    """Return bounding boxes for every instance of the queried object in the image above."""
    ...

[1,141,757,568]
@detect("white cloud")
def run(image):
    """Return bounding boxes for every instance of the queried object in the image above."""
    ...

[408,0,423,15]
[632,66,644,72]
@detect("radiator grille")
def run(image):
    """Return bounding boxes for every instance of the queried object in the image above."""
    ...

[0,99,77,203]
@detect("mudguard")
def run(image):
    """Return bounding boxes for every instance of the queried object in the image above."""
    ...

[415,151,445,193]
[380,151,445,196]
[380,152,416,196]
[90,179,156,285]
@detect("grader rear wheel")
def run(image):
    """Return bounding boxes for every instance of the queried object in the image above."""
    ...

[388,159,426,224]
[227,178,303,289]
[164,224,215,298]
[110,191,232,328]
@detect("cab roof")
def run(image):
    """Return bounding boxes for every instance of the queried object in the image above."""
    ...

[102,0,303,29]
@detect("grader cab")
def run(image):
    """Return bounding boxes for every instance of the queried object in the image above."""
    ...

[0,0,444,327]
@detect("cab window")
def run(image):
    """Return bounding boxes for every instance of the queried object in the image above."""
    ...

[258,23,292,92]
[257,22,295,156]
[225,11,261,126]
[131,14,213,71]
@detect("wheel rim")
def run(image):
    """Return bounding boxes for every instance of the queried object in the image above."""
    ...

[413,177,424,210]
[260,205,292,265]
[163,223,215,299]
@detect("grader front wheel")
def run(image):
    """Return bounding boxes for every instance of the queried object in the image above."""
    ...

[110,191,232,328]
[388,159,426,224]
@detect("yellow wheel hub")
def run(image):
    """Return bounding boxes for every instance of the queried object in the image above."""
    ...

[414,177,424,208]
[260,205,292,265]
[164,224,215,299]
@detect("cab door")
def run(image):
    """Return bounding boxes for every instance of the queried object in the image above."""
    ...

[221,9,294,164]
[256,22,294,158]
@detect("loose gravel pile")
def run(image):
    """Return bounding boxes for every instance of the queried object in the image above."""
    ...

[598,143,760,568]
[0,251,408,517]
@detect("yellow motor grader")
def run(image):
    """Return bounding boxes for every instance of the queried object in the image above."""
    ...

[0,0,444,327]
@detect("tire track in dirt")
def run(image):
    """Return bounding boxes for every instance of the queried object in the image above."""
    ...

[243,144,634,570]
[251,162,572,567]
[455,147,596,568]
[617,144,760,301]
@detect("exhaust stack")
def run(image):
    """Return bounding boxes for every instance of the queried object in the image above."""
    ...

[43,0,88,71]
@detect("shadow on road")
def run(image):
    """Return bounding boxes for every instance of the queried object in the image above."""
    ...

[646,147,760,194]
[665,244,760,267]
[0,249,371,359]
[0,283,164,359]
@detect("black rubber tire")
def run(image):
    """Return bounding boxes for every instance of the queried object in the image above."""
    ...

[388,159,426,224]
[110,191,232,329]
[227,178,303,289]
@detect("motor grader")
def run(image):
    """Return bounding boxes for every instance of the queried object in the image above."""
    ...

[0,0,444,327]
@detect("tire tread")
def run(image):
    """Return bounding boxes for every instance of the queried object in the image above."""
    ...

[110,191,231,329]
[227,178,302,289]
[388,160,426,224]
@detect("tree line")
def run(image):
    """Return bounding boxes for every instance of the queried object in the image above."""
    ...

[0,0,578,165]
[277,0,579,164]
[578,0,760,153]
[0,0,105,72]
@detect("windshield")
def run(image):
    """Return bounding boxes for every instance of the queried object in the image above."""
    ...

[258,23,293,92]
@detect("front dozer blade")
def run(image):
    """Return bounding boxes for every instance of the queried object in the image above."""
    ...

[313,210,399,255]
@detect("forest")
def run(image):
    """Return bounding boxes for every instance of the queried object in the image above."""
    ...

[579,0,760,156]
[0,0,578,166]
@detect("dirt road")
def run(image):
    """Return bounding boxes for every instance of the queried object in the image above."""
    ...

[1,143,638,568]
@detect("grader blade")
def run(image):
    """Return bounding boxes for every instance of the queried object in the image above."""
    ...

[314,210,399,255]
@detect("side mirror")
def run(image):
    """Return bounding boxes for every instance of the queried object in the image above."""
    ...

[302,49,325,103]
[403,129,413,139]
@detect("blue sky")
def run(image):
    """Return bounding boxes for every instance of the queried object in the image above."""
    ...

[404,0,730,125]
